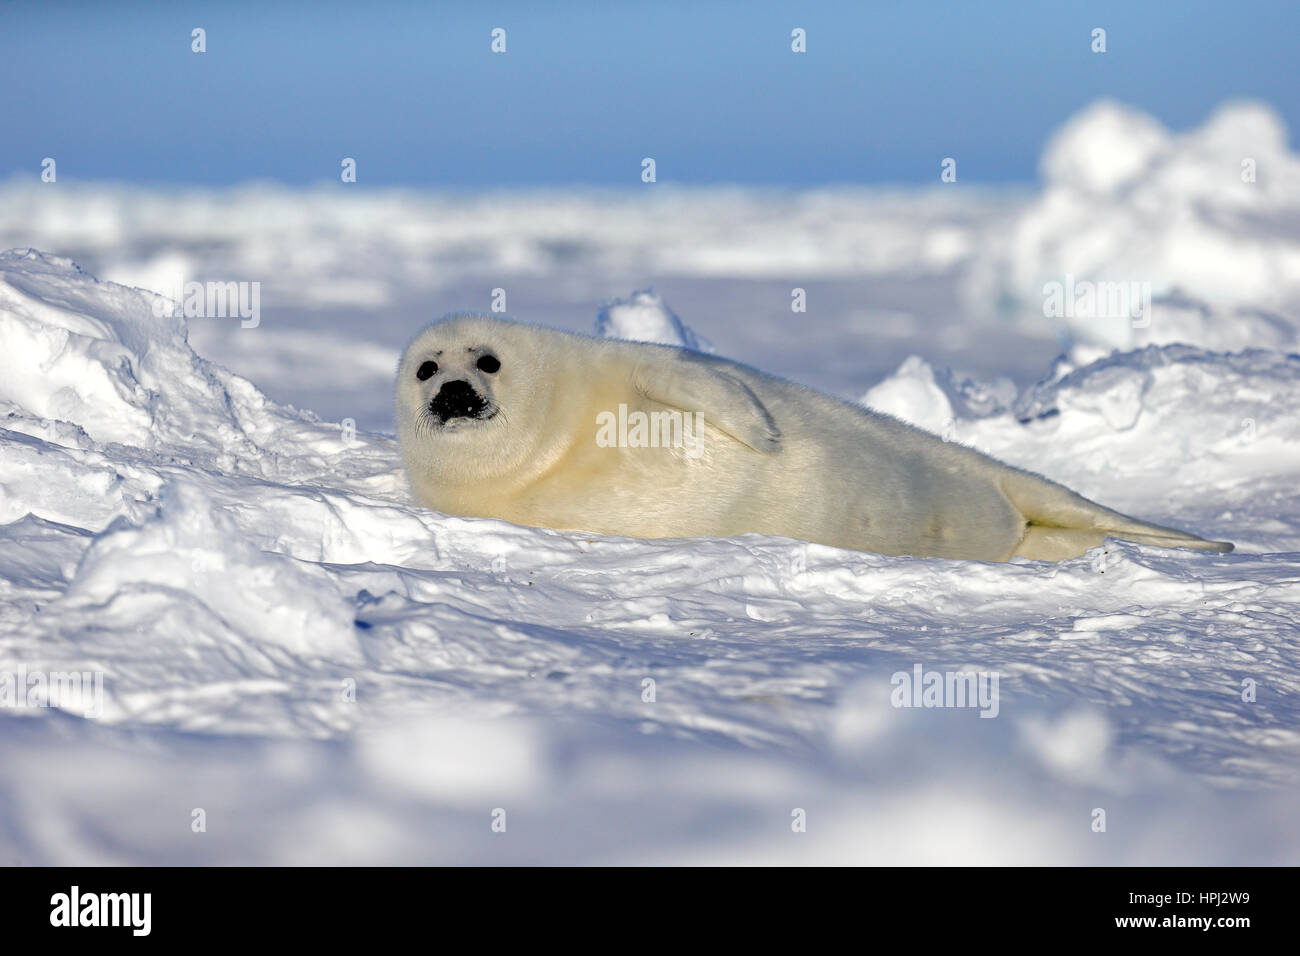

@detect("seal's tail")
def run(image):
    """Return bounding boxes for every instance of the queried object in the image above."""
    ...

[997,467,1233,559]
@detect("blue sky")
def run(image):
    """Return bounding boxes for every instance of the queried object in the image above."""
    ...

[3,0,1297,186]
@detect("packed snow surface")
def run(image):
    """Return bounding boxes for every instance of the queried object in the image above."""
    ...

[1,99,1298,864]
[2,247,1297,865]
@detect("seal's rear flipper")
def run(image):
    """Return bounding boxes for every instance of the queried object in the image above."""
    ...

[1015,525,1233,561]
[998,468,1234,560]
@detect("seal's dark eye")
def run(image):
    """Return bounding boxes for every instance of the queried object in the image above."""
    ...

[476,354,500,374]
[416,360,438,381]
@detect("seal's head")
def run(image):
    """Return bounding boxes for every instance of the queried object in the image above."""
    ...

[396,314,569,490]
[404,338,499,431]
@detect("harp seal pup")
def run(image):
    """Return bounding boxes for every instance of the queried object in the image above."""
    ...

[395,314,1233,562]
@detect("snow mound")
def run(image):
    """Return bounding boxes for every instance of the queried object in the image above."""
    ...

[861,356,957,433]
[1040,101,1173,196]
[2,252,1299,864]
[966,100,1300,353]
[0,249,399,498]
[595,288,714,351]
[67,480,362,669]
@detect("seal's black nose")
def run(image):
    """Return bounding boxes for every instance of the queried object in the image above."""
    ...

[430,379,487,421]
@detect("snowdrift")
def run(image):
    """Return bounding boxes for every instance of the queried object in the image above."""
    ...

[964,100,1300,356]
[2,250,1298,864]
[0,180,997,310]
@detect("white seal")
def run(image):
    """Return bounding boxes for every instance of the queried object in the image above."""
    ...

[395,315,1233,561]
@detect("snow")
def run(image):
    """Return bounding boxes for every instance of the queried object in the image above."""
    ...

[0,180,1002,304]
[2,98,1299,865]
[596,289,715,352]
[963,100,1300,355]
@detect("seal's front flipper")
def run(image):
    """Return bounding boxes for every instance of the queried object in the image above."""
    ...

[632,355,781,454]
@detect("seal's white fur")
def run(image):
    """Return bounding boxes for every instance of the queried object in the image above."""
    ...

[396,315,1233,561]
